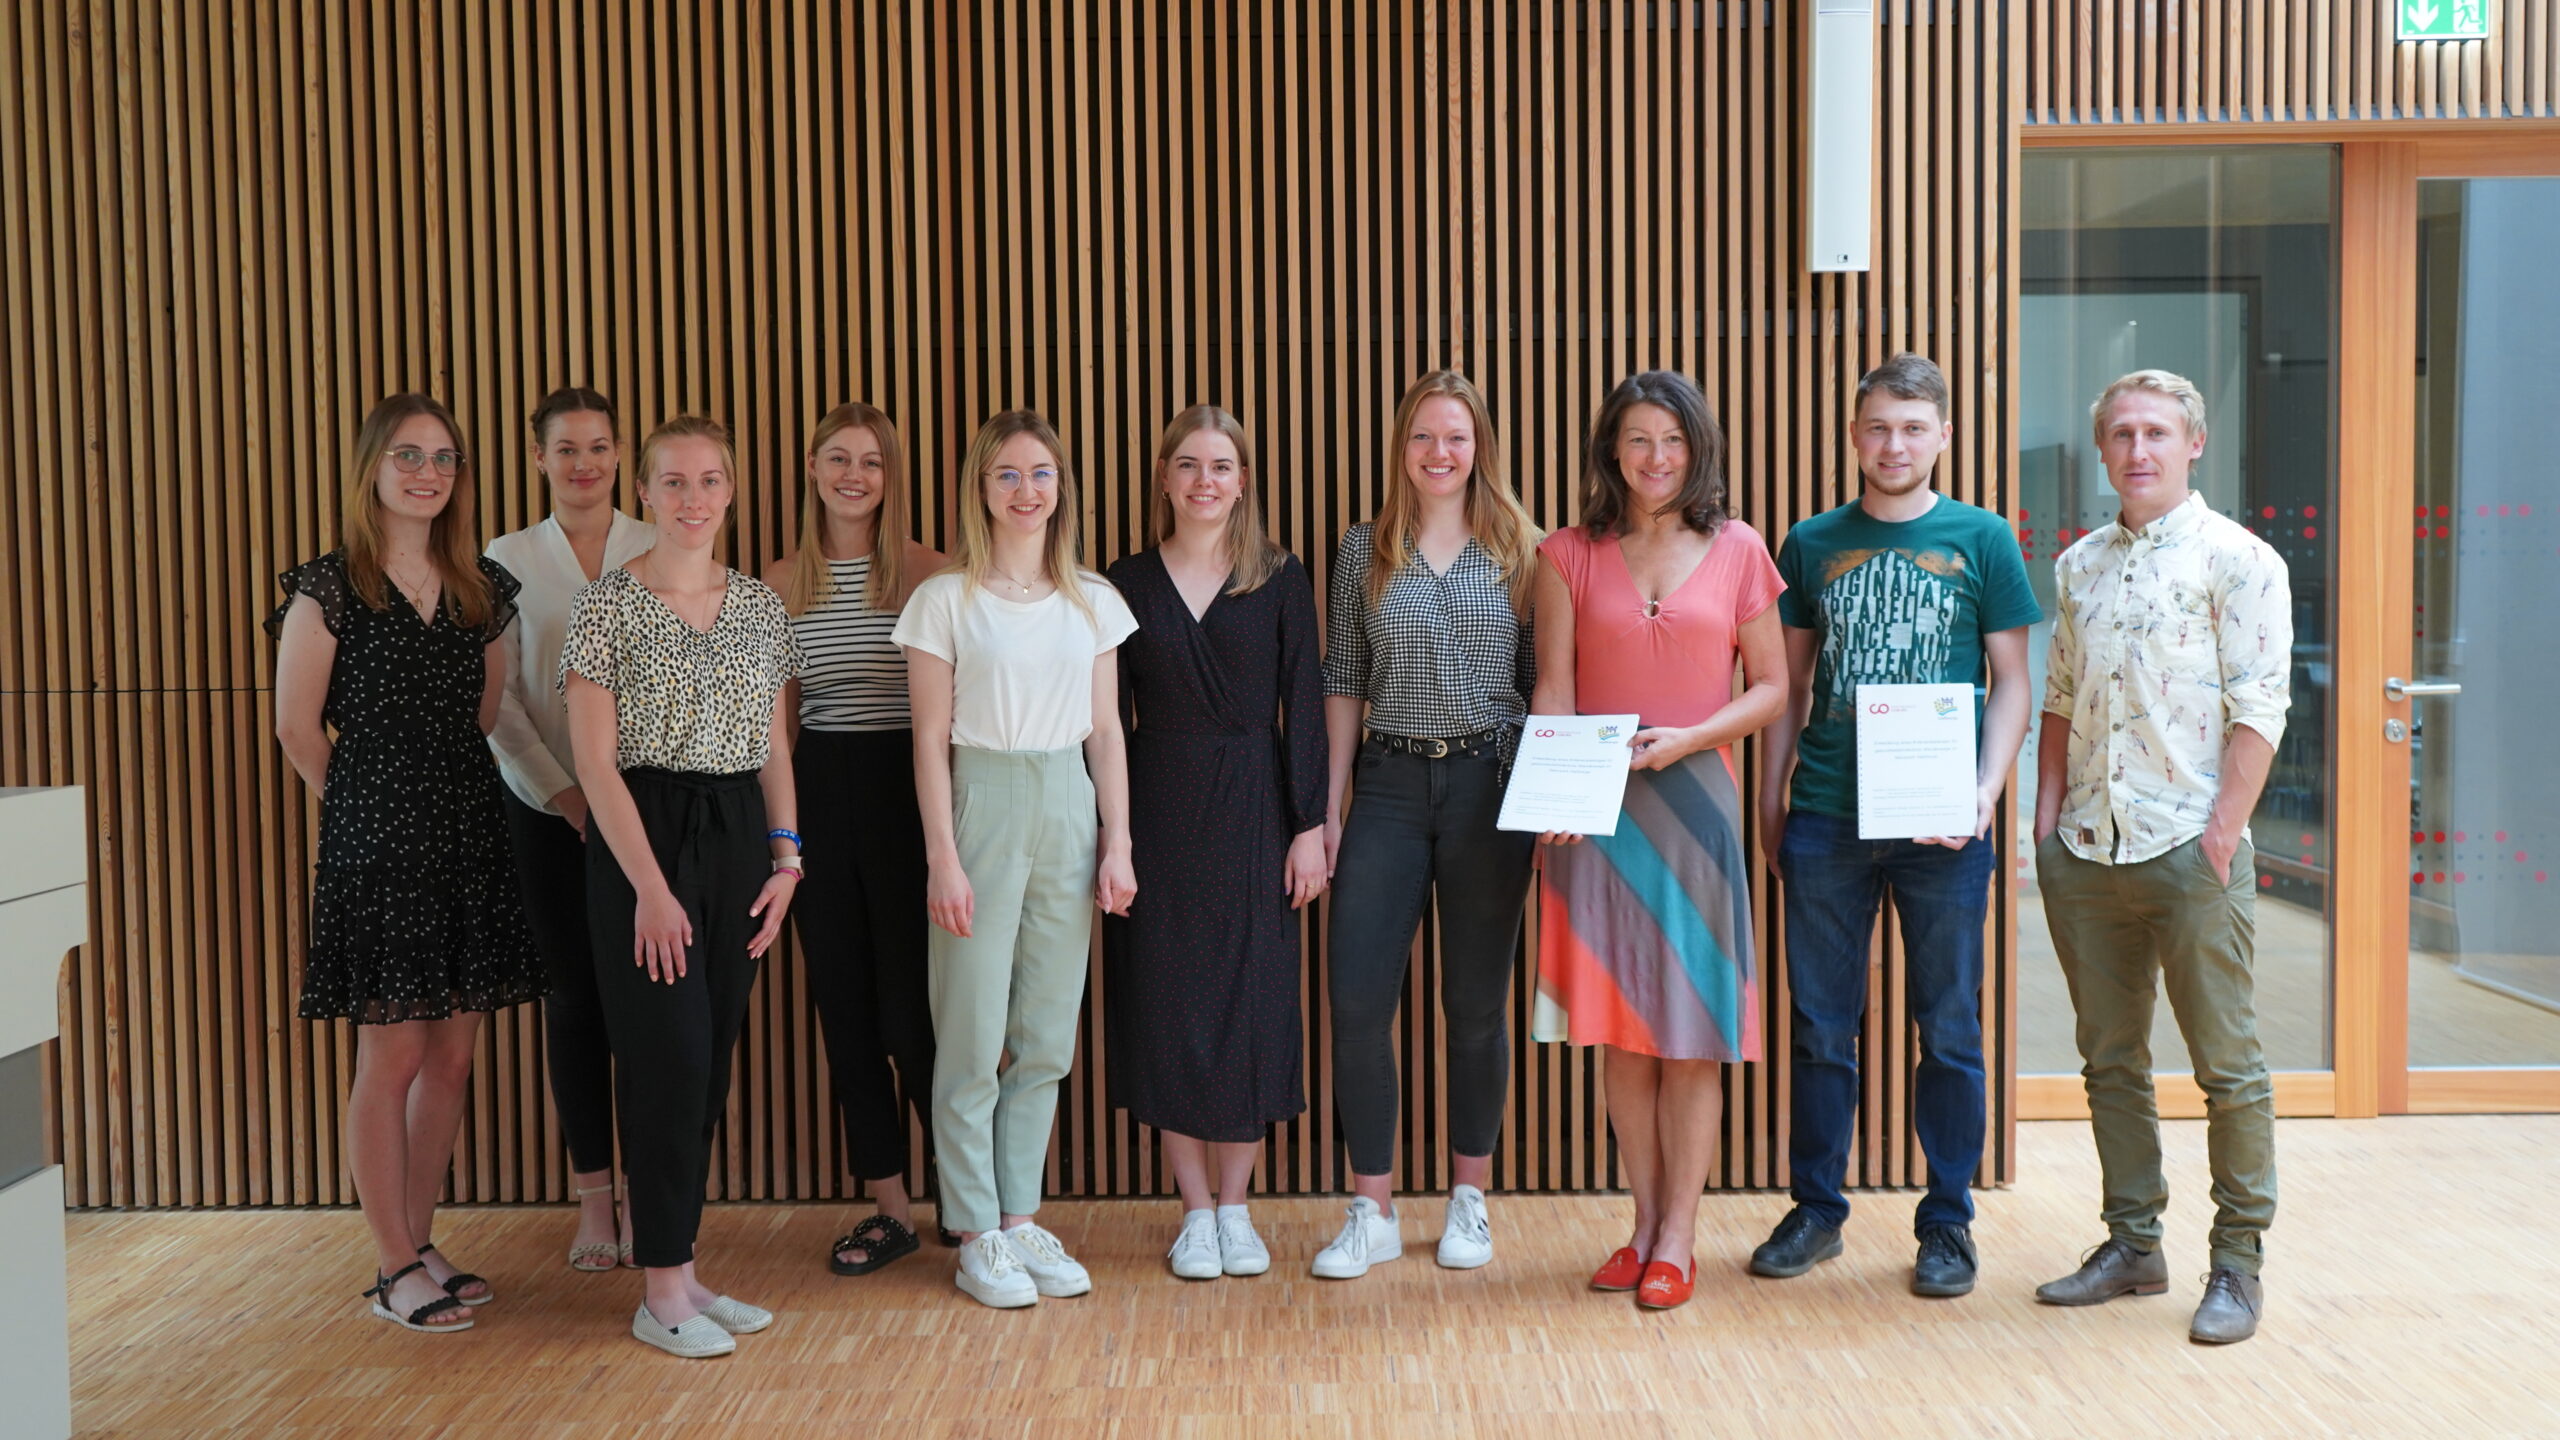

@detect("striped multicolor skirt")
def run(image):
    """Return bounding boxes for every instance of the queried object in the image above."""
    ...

[1532,747,1760,1061]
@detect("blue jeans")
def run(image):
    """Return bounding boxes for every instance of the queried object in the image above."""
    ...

[1778,809,1996,1234]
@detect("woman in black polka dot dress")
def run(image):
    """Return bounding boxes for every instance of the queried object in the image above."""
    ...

[269,392,545,1335]
[1103,406,1328,1281]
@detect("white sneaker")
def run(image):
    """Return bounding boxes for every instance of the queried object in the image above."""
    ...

[699,1294,773,1334]
[954,1231,1039,1309]
[1310,1197,1403,1279]
[1437,1184,1493,1269]
[632,1303,736,1358]
[1168,1210,1222,1280]
[1002,1220,1093,1298]
[1217,1206,1271,1277]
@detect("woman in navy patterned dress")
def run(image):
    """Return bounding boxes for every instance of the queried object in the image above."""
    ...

[1103,405,1328,1281]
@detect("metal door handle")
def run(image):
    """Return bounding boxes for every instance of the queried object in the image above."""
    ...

[2385,677,2462,702]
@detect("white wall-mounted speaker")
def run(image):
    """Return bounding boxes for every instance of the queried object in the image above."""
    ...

[1805,0,1875,273]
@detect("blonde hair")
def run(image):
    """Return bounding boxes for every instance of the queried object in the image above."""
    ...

[785,403,911,615]
[1148,404,1282,595]
[636,416,740,546]
[1366,369,1539,615]
[950,410,1101,625]
[2090,369,2209,450]
[341,392,496,629]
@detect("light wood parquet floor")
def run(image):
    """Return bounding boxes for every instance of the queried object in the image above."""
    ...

[66,1117,2560,1438]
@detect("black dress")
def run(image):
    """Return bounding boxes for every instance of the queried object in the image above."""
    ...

[1102,548,1327,1141]
[267,551,545,1024]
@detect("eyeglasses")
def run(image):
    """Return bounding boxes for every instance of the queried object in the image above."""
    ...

[987,467,1061,492]
[389,446,466,476]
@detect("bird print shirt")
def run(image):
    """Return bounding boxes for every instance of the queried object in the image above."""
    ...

[2041,492,2292,866]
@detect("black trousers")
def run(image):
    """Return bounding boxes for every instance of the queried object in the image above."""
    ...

[502,790,615,1174]
[793,728,936,1184]
[1325,741,1535,1177]
[588,767,768,1269]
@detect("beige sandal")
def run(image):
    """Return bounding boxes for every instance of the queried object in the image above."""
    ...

[569,1182,621,1272]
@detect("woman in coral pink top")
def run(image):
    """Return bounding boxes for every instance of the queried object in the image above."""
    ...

[1530,370,1786,1310]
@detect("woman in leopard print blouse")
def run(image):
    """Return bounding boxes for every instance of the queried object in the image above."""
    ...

[560,414,804,1360]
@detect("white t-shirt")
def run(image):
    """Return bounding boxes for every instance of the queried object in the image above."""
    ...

[891,571,1139,752]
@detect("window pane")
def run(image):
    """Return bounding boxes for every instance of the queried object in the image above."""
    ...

[2016,147,2337,1076]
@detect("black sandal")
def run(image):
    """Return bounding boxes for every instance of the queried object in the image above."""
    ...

[418,1241,495,1305]
[937,1225,963,1249]
[365,1260,474,1332]
[829,1214,921,1276]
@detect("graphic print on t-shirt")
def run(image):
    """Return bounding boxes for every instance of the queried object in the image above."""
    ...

[1809,547,1967,729]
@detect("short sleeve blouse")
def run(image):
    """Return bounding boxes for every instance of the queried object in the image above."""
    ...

[557,567,803,775]
[892,571,1139,752]
[1540,520,1783,729]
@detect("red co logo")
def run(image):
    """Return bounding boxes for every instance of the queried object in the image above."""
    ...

[1867,702,1893,715]
[1534,728,1557,738]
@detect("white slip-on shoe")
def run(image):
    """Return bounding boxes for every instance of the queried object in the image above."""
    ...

[1310,1197,1403,1279]
[1437,1185,1494,1270]
[1216,1206,1271,1277]
[700,1294,774,1334]
[1168,1210,1222,1280]
[1002,1221,1094,1298]
[633,1303,736,1358]
[955,1231,1040,1309]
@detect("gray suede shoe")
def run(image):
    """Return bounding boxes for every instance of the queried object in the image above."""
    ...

[2189,1268,2264,1344]
[2033,1237,2168,1305]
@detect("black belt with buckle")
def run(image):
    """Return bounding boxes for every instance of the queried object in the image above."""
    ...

[1367,728,1503,759]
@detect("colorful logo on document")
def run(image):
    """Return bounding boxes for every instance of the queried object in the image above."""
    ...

[1932,697,1959,718]
[1595,724,1623,743]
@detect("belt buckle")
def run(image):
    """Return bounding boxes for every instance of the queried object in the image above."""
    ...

[1420,737,1449,759]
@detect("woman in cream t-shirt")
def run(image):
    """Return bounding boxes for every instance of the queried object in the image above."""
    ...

[893,409,1137,1311]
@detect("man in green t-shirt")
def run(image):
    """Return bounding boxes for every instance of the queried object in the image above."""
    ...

[1747,353,2042,1298]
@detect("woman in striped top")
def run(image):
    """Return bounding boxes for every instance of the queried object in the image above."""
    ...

[765,402,948,1277]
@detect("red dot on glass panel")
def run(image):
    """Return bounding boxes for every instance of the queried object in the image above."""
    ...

[2434,872,2447,884]
[2455,872,2468,884]
[2500,505,2513,517]
[2303,526,2317,539]
[2304,505,2318,519]
[2538,871,2549,884]
[2300,833,2314,846]
[2437,526,2452,538]
[2456,831,2468,842]
[2434,832,2447,844]
[2439,505,2453,518]
[2261,506,2277,519]
[2417,505,2430,518]
[2496,830,2509,842]
[2411,871,2426,885]
[2412,831,2426,844]
[2478,505,2492,517]
[2258,875,2274,889]
[2523,504,2535,517]
[2518,851,2531,864]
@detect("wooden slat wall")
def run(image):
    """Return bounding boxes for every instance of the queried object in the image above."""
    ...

[2025,0,2560,125]
[2,0,2014,1209]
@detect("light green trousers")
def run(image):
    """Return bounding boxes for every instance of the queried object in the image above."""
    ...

[928,745,1097,1234]
[2037,832,2277,1275]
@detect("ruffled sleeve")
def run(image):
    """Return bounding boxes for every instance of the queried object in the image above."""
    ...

[476,556,523,643]
[265,551,355,640]
[557,574,620,696]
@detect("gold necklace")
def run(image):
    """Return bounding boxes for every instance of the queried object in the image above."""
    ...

[988,563,1042,596]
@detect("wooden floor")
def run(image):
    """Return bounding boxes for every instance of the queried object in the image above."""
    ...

[67,1117,2560,1438]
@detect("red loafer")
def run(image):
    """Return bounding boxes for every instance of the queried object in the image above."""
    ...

[1590,1246,1645,1291]
[1636,1259,1696,1310]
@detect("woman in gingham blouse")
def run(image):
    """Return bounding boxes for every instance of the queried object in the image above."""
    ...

[1311,368,1540,1281]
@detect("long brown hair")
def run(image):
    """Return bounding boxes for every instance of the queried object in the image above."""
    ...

[1365,369,1538,616]
[1580,370,1727,538]
[950,410,1101,626]
[1147,404,1282,595]
[785,403,912,616]
[341,392,495,628]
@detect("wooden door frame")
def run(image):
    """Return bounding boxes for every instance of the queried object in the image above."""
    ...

[2011,124,2560,1123]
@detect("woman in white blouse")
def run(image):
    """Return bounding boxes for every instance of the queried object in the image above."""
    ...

[892,409,1138,1310]
[486,387,657,1273]
[561,415,804,1358]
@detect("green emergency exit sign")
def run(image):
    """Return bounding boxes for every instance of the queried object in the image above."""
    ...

[2398,0,2488,41]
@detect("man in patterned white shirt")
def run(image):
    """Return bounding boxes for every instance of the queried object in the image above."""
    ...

[2030,369,2292,1345]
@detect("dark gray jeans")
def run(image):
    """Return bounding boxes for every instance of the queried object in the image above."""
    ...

[1325,741,1534,1177]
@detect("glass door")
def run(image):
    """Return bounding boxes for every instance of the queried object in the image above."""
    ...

[2395,168,2560,1110]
